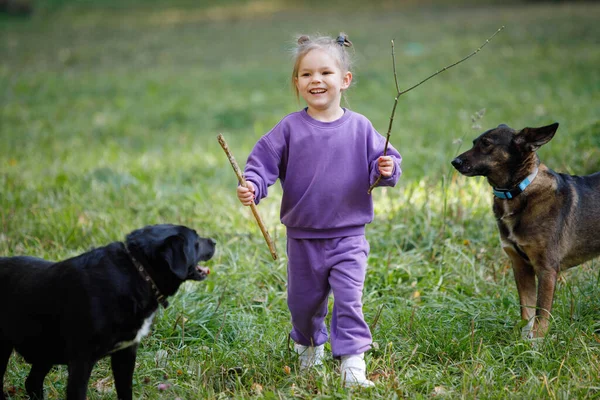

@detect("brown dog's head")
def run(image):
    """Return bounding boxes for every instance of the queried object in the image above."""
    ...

[125,224,216,295]
[451,122,559,188]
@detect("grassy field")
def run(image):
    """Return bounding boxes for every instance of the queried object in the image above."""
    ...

[1,0,600,398]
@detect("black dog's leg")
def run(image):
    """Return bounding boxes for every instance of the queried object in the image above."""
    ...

[0,342,11,400]
[66,359,95,400]
[111,345,138,400]
[25,362,53,400]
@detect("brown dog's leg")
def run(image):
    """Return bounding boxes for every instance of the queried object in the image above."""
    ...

[532,267,558,338]
[505,247,537,336]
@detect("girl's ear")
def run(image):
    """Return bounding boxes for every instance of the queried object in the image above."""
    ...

[341,71,352,90]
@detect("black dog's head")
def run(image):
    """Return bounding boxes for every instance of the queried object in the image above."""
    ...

[451,122,559,188]
[125,224,216,292]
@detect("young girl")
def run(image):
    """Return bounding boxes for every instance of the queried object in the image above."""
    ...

[237,33,402,388]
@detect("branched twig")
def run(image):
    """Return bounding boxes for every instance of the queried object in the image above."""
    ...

[367,26,505,194]
[218,133,278,260]
[392,39,400,94]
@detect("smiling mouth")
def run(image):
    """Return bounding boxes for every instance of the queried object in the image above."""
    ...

[310,89,326,94]
[196,264,210,276]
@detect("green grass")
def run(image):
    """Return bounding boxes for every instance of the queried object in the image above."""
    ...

[1,1,600,398]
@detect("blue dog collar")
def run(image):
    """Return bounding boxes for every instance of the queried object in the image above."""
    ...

[493,168,538,200]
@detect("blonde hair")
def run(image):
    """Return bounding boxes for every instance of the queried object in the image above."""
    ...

[291,32,354,101]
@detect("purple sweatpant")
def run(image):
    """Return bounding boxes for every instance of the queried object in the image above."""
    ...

[287,235,372,358]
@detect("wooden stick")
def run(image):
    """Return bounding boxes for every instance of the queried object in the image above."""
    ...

[217,133,278,260]
[367,26,505,194]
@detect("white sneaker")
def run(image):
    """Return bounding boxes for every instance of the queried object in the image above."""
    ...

[340,353,375,388]
[294,343,325,370]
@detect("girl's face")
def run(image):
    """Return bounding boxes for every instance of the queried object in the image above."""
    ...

[295,48,352,120]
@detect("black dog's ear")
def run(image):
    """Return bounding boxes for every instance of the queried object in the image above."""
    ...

[515,122,559,152]
[160,235,189,280]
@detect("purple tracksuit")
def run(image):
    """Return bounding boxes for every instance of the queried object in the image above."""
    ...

[244,108,402,357]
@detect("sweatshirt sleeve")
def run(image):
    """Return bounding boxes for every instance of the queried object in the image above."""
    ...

[243,135,282,205]
[368,129,402,188]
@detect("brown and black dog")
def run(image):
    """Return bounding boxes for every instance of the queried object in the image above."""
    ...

[451,122,600,339]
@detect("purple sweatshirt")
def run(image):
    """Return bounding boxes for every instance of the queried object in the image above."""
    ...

[244,108,402,239]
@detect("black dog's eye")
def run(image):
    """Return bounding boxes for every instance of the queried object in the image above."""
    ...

[194,241,200,250]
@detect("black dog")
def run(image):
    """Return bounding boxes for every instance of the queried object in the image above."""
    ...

[0,224,216,400]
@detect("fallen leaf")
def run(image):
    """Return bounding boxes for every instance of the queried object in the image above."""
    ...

[433,386,448,396]
[251,382,263,394]
[94,377,113,394]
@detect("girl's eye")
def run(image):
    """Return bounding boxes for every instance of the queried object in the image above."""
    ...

[301,73,310,77]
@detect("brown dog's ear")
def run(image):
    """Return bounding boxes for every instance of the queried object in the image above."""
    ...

[161,235,189,279]
[515,122,559,152]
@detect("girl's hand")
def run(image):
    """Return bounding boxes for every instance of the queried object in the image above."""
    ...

[378,156,394,177]
[237,181,255,206]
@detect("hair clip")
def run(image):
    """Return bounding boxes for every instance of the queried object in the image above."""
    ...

[336,35,345,46]
[298,35,310,45]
